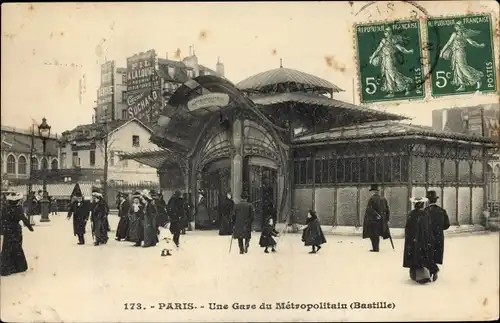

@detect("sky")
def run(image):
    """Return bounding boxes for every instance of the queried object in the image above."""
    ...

[1,1,499,135]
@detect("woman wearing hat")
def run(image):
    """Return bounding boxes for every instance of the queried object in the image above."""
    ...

[403,197,434,284]
[218,192,234,236]
[142,189,159,248]
[90,190,108,246]
[128,191,145,245]
[115,192,131,241]
[1,192,34,276]
[195,189,210,230]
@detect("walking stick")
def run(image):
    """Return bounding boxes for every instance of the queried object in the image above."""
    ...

[229,233,234,253]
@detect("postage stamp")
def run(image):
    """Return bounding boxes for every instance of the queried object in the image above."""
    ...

[427,14,497,97]
[355,19,426,104]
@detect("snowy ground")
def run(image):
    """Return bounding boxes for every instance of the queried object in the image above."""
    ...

[1,214,498,322]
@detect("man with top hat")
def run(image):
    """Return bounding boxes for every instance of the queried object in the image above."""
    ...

[232,191,254,254]
[67,184,90,245]
[362,184,391,252]
[115,192,131,241]
[142,189,159,247]
[91,189,108,246]
[424,190,450,281]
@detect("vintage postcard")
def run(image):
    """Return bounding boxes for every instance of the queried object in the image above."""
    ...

[1,2,499,322]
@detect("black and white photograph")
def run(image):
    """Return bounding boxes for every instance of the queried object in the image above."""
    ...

[1,2,499,322]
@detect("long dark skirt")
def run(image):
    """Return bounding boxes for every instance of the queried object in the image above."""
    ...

[1,226,28,276]
[115,216,129,240]
[143,218,158,247]
[93,218,108,244]
[219,215,232,236]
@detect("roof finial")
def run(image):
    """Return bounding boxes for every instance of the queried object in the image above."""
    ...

[192,44,196,55]
[280,58,283,68]
[217,56,220,63]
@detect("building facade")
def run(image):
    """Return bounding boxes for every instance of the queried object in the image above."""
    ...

[59,118,160,185]
[432,104,500,202]
[93,61,128,123]
[122,70,497,230]
[1,125,60,186]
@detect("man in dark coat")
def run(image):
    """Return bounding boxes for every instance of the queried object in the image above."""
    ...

[155,191,169,229]
[115,192,130,241]
[166,190,185,248]
[403,197,434,284]
[232,191,254,254]
[424,190,450,281]
[218,192,234,236]
[66,187,90,245]
[362,184,391,252]
[183,193,193,232]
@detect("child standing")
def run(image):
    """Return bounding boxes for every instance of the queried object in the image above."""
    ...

[259,218,279,253]
[301,210,327,254]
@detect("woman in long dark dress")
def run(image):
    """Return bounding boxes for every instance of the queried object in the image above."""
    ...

[301,210,327,254]
[91,192,109,246]
[403,197,434,284]
[1,192,34,276]
[115,193,131,241]
[219,193,234,236]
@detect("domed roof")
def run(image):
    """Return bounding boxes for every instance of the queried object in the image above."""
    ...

[236,67,343,94]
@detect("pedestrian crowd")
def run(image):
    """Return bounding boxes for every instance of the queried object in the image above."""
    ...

[1,182,450,285]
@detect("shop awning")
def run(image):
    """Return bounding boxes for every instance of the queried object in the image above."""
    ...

[120,148,185,169]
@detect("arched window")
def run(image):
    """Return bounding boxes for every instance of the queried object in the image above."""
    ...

[7,154,16,174]
[41,158,48,170]
[31,157,39,171]
[51,159,58,170]
[18,156,27,174]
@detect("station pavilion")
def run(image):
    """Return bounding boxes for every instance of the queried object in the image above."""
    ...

[121,67,497,229]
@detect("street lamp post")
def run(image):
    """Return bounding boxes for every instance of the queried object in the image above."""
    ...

[38,117,51,223]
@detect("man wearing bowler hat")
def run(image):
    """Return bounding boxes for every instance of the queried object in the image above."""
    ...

[362,184,391,252]
[424,190,450,282]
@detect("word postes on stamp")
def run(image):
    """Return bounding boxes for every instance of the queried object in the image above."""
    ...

[355,19,426,104]
[427,14,496,97]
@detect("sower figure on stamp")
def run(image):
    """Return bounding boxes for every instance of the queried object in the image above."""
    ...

[166,190,184,248]
[424,190,450,282]
[66,184,90,245]
[232,191,254,254]
[362,184,391,252]
[142,189,159,248]
[115,192,130,241]
[91,190,108,246]
[403,197,434,284]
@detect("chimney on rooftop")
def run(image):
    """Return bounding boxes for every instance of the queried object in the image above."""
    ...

[216,56,225,77]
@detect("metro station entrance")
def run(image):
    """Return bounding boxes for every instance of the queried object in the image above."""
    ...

[200,157,278,231]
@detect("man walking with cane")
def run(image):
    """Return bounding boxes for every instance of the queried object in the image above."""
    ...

[362,184,391,252]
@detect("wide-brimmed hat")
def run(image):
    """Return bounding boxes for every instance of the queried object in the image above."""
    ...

[150,189,160,198]
[410,197,428,204]
[132,191,142,199]
[426,191,439,200]
[6,192,23,201]
[369,184,379,192]
[141,189,152,200]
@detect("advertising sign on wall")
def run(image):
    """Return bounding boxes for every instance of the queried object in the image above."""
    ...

[98,61,115,122]
[126,50,160,92]
[126,50,162,123]
[127,89,163,122]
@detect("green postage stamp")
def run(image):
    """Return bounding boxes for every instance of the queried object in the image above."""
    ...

[355,20,425,104]
[427,14,497,97]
